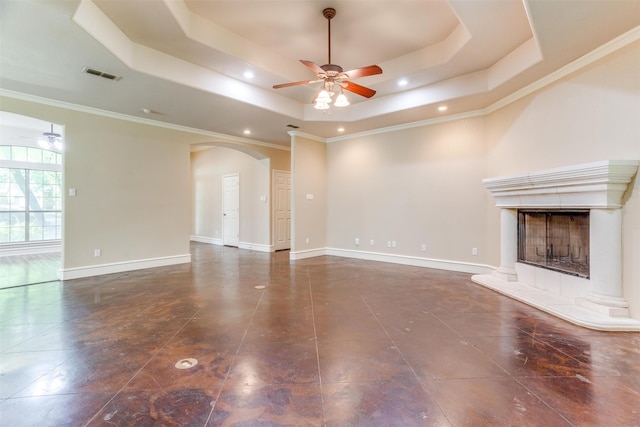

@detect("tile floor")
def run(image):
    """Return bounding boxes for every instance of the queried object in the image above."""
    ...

[0,252,60,289]
[0,242,639,426]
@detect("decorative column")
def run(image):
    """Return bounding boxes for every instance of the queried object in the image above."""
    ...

[578,208,630,317]
[493,208,518,281]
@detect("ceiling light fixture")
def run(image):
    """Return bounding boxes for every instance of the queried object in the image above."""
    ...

[243,129,251,135]
[38,124,62,151]
[398,78,408,86]
[438,105,448,112]
[314,85,351,110]
[243,71,254,79]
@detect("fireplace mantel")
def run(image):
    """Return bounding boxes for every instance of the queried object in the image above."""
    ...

[472,160,640,331]
[482,160,638,209]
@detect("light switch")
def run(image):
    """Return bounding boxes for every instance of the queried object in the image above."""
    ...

[69,188,76,197]
[306,194,314,200]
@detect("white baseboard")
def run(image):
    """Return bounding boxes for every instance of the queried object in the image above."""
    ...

[1,242,61,257]
[239,242,274,252]
[290,248,328,260]
[291,247,494,275]
[59,254,192,280]
[190,235,222,245]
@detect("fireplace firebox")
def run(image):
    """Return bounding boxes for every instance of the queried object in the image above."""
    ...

[517,210,589,278]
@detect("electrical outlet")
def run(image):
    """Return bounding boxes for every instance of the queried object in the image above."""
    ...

[392,241,397,248]
[387,241,391,248]
[305,237,310,244]
[370,239,374,246]
[472,247,478,256]
[355,238,359,246]
[421,243,427,252]
[94,249,101,257]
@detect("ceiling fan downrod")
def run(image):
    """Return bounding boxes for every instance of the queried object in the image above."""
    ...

[323,8,336,65]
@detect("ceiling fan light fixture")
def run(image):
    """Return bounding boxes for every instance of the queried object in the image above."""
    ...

[316,89,332,103]
[334,91,350,107]
[314,100,330,110]
[39,124,63,151]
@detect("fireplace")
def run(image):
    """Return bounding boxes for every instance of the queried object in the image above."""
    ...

[517,210,589,278]
[471,160,640,331]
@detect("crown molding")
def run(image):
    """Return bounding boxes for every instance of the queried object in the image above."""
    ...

[486,25,640,114]
[325,110,484,143]
[0,88,290,152]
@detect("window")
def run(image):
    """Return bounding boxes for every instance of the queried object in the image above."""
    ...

[0,146,62,244]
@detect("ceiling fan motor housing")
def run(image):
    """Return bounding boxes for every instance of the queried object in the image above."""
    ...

[322,8,336,20]
[321,63,343,77]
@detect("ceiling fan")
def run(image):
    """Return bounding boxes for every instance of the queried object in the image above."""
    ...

[38,124,62,151]
[272,7,383,109]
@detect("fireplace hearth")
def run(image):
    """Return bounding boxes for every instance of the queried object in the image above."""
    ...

[517,210,589,278]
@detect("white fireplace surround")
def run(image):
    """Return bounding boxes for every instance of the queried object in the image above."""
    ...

[472,160,640,331]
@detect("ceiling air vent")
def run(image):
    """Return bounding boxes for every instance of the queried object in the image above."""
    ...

[82,67,121,81]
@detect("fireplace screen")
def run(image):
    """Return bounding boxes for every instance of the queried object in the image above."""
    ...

[517,210,590,278]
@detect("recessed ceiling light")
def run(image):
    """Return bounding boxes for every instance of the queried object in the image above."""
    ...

[398,79,408,86]
[243,129,251,135]
[243,71,254,79]
[438,105,448,112]
[337,127,345,132]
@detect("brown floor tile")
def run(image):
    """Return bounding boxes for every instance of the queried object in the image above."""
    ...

[518,375,640,426]
[427,377,571,426]
[322,380,451,426]
[207,383,323,426]
[395,334,507,380]
[318,339,415,383]
[1,243,638,426]
[314,313,388,342]
[468,334,593,378]
[88,388,214,426]
[227,341,320,386]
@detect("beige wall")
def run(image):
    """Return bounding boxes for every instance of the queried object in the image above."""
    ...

[326,117,488,263]
[291,134,327,252]
[301,40,639,318]
[0,96,193,272]
[485,40,640,317]
[190,147,271,247]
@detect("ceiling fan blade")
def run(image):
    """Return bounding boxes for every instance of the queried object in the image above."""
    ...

[300,60,326,75]
[342,81,376,98]
[340,65,383,79]
[273,80,316,89]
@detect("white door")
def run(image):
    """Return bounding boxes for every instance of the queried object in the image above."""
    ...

[273,170,291,250]
[223,174,239,247]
